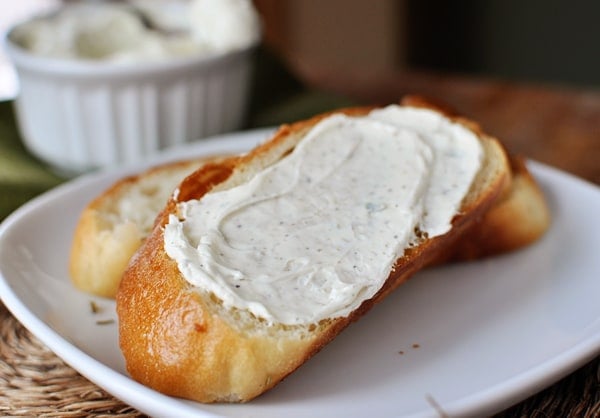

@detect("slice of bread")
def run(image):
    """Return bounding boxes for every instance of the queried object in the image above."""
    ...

[116,102,511,403]
[69,157,227,298]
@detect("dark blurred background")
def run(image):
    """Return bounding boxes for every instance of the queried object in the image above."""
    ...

[406,0,600,88]
[254,0,600,89]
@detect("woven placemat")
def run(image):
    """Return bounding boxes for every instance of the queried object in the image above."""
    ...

[2,300,599,417]
[0,303,144,417]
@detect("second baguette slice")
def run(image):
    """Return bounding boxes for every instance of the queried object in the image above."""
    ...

[117,103,510,403]
[69,157,226,297]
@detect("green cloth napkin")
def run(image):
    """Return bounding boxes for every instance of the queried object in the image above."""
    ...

[0,101,64,221]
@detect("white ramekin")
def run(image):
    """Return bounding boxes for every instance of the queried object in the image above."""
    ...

[4,26,257,175]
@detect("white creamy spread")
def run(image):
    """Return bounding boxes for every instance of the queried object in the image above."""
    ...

[10,0,260,63]
[164,105,483,325]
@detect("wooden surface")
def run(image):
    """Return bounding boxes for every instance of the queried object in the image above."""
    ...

[289,64,600,187]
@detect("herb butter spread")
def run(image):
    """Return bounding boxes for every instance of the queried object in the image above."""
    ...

[164,105,482,325]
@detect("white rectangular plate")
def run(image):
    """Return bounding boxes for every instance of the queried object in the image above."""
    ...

[1,128,599,418]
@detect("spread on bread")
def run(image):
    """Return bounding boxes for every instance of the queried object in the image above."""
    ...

[164,105,483,325]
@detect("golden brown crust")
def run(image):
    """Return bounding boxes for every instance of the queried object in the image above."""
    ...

[117,100,511,403]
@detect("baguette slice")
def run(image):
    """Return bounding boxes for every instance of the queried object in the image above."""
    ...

[69,157,227,298]
[116,102,511,403]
